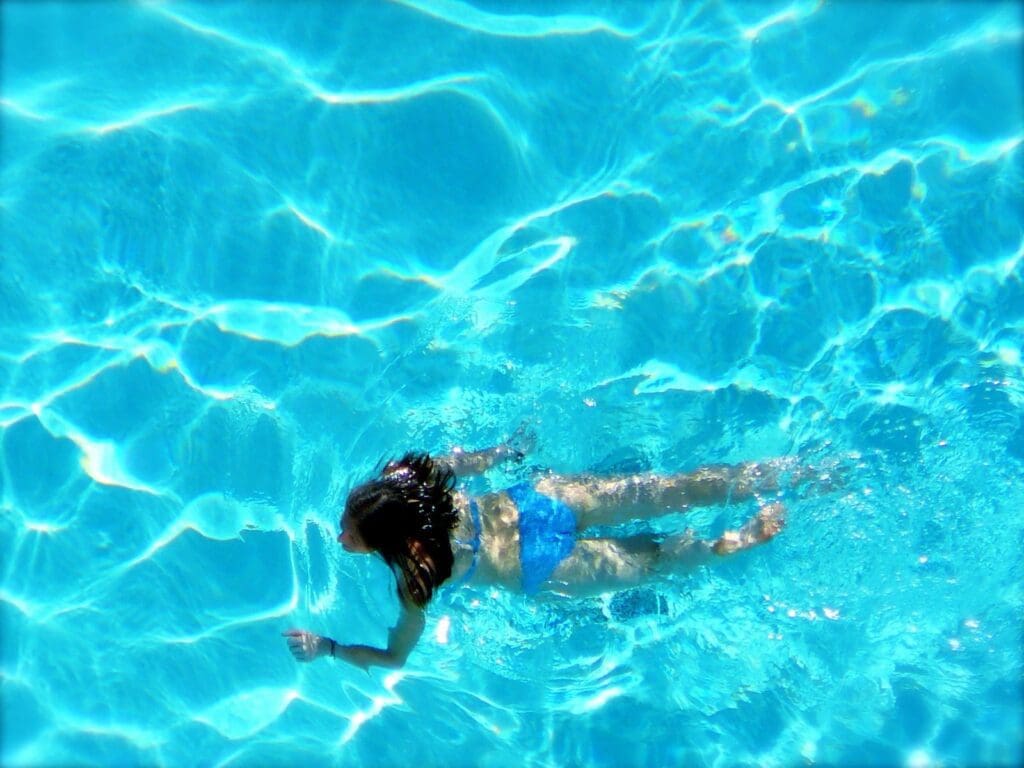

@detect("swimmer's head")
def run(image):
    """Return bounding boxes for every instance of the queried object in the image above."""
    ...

[340,453,458,607]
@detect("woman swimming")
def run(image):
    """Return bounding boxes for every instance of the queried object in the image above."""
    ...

[284,443,787,670]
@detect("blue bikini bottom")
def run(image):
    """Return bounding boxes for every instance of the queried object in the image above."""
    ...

[506,482,577,593]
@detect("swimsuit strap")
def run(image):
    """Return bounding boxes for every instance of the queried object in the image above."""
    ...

[452,498,481,586]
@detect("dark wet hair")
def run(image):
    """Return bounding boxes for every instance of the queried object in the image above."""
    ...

[344,453,458,607]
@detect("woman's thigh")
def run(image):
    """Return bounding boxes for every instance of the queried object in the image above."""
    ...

[544,536,660,596]
[534,464,764,528]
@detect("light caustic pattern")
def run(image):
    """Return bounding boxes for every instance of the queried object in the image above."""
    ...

[1,1,1023,766]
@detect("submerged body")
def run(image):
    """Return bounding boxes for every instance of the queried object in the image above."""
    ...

[448,464,785,597]
[285,445,789,670]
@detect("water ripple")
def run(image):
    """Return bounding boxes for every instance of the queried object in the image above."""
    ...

[2,1,1022,766]
[394,0,641,39]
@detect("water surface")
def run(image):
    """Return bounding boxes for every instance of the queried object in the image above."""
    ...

[2,1,1022,766]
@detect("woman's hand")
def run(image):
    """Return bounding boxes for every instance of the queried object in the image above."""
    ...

[505,422,536,461]
[443,424,537,476]
[282,629,331,662]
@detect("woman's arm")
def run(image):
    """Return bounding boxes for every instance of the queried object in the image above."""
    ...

[440,426,535,477]
[283,602,425,671]
[440,444,517,476]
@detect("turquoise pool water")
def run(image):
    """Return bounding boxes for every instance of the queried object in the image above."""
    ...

[2,1,1022,766]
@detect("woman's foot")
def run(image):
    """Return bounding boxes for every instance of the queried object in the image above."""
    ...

[712,503,786,555]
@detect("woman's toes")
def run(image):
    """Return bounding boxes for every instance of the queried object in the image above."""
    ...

[757,503,786,540]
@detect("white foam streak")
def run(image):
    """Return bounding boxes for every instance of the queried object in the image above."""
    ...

[122,493,292,570]
[0,589,35,617]
[0,98,50,121]
[32,408,165,496]
[595,359,725,396]
[201,300,400,347]
[394,0,635,38]
[568,685,625,714]
[339,671,405,745]
[315,73,483,105]
[88,101,206,135]
[194,687,299,740]
[742,1,822,41]
[282,203,334,241]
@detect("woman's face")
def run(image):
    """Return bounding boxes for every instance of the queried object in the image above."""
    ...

[338,511,372,553]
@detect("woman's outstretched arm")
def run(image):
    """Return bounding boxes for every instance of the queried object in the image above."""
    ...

[440,444,517,476]
[440,425,535,477]
[283,602,425,670]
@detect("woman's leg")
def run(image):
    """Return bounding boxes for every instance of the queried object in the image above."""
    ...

[535,460,788,529]
[707,502,786,555]
[543,503,786,597]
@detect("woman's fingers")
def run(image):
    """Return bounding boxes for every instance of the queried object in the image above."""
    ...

[508,423,537,458]
[282,628,319,661]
